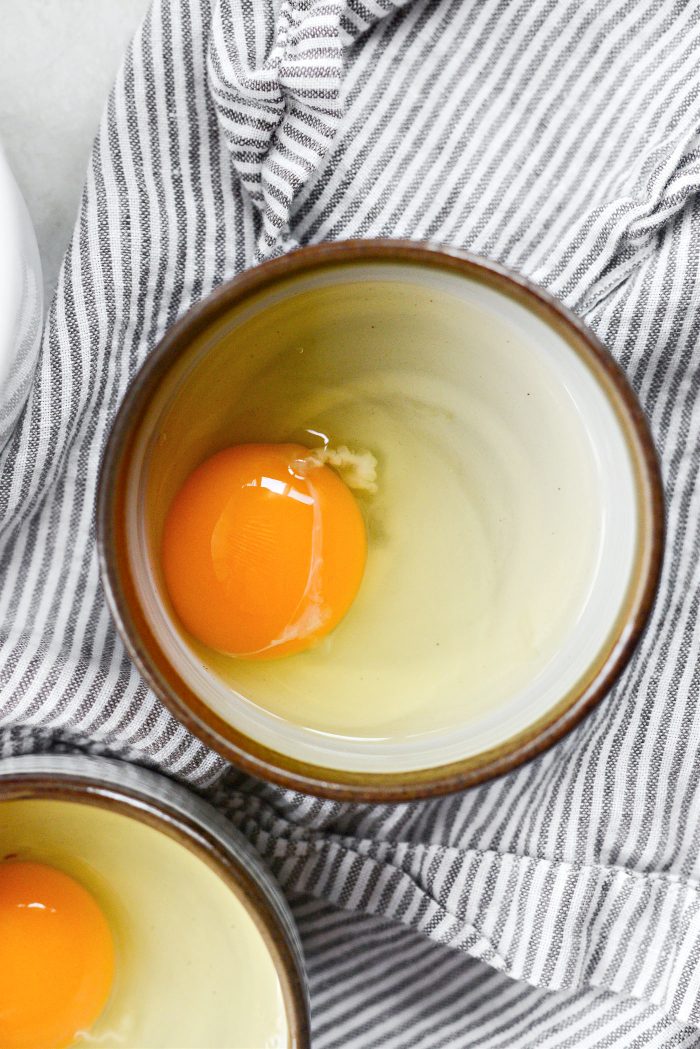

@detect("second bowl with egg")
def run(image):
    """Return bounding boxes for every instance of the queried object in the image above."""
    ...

[98,241,663,800]
[0,754,308,1048]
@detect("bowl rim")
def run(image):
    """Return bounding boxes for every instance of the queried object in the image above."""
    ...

[96,239,665,802]
[0,753,310,1048]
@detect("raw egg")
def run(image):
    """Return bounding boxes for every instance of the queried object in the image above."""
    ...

[0,860,114,1049]
[162,443,367,659]
[1,799,290,1048]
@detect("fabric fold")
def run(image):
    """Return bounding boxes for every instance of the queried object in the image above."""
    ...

[208,0,411,256]
[215,774,700,1029]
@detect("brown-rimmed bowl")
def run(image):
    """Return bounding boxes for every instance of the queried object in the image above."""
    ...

[97,240,664,802]
[0,753,309,1048]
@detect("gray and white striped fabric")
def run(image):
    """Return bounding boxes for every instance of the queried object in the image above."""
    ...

[2,0,700,1044]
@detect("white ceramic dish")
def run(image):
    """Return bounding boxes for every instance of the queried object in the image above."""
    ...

[0,142,42,450]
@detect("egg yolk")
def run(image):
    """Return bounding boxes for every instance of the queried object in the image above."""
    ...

[162,443,367,659]
[0,861,115,1049]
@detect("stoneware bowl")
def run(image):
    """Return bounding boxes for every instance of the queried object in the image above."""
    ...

[0,753,309,1047]
[97,241,664,801]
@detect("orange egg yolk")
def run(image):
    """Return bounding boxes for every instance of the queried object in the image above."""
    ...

[162,443,367,659]
[0,861,115,1049]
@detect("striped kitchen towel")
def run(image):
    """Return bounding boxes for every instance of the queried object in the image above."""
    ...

[2,0,700,1045]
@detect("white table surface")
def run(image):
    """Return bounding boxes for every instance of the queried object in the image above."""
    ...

[0,0,150,305]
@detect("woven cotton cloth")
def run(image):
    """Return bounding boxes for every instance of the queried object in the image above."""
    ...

[2,0,700,1045]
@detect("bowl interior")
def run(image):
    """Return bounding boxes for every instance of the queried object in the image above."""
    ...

[117,256,650,778]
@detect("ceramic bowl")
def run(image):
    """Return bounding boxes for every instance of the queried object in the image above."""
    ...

[0,753,309,1048]
[97,241,664,801]
[0,142,42,450]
